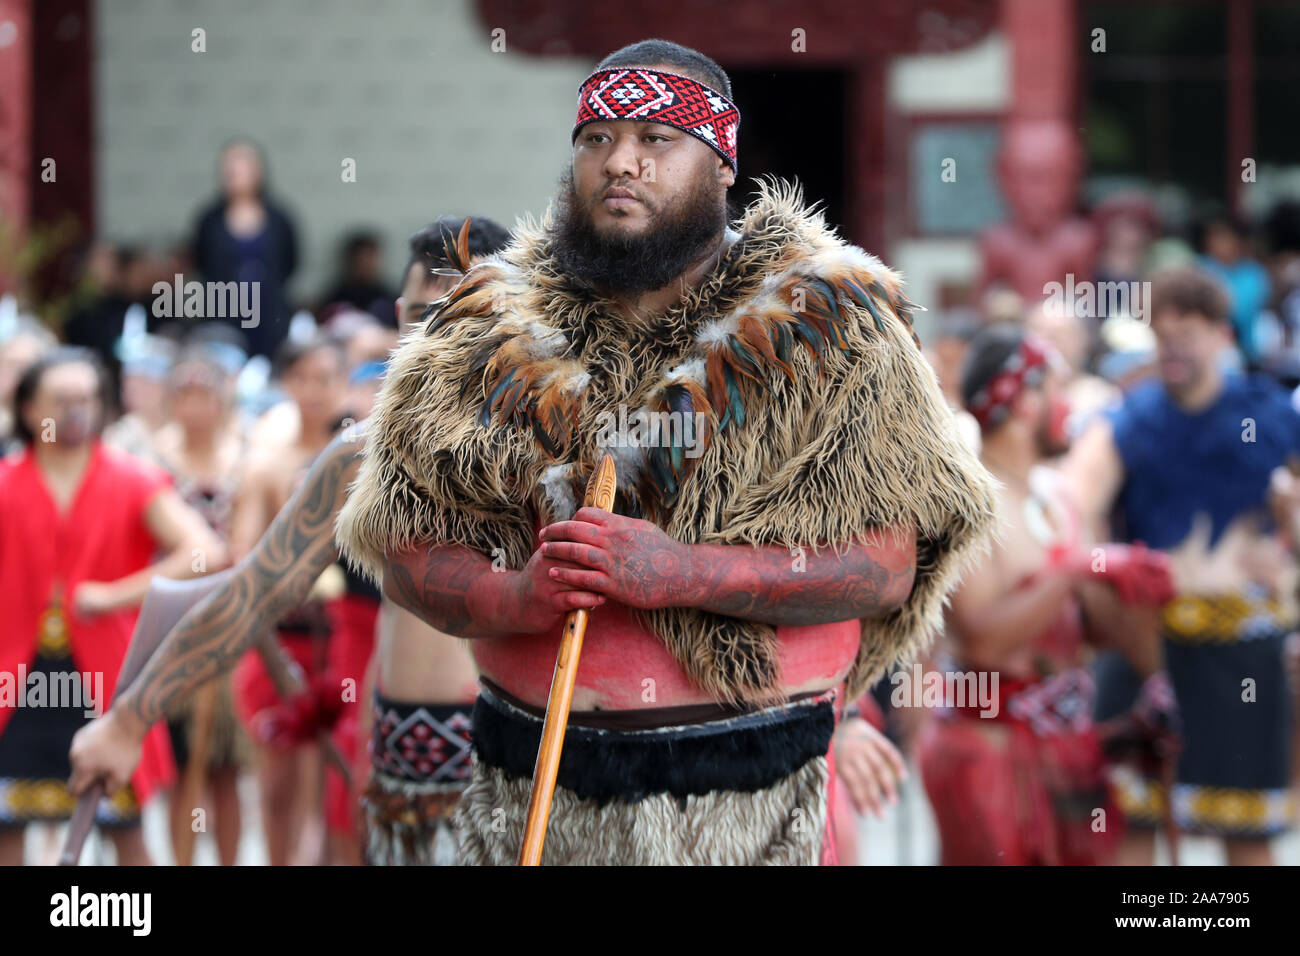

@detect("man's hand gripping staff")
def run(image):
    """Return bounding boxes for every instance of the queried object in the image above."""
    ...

[60,572,235,865]
[519,453,619,866]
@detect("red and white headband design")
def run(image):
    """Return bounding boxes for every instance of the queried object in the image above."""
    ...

[573,68,740,172]
[966,334,1054,432]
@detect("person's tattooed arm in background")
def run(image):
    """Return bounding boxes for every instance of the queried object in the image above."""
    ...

[67,426,366,795]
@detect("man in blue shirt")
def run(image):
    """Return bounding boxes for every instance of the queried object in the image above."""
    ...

[1068,268,1300,865]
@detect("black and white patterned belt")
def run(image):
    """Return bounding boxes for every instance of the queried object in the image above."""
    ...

[370,692,474,784]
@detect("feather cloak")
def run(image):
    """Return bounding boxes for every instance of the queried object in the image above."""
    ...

[336,178,997,705]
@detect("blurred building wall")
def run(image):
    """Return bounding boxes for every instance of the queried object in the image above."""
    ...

[888,31,1009,329]
[889,30,1007,113]
[94,0,590,300]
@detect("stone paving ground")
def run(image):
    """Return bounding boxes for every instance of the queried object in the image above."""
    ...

[31,764,1300,865]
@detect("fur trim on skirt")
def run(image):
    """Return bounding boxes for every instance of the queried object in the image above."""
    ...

[455,757,828,866]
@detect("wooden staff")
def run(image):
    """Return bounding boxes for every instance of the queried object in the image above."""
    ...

[518,453,617,866]
[60,571,235,866]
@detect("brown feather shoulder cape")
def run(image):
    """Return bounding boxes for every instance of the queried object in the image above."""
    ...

[337,179,996,705]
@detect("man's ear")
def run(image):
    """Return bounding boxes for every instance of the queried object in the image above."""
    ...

[718,158,736,190]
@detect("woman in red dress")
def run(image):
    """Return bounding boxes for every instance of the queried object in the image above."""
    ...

[0,349,223,864]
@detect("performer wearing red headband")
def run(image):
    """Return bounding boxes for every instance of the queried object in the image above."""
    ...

[919,325,1174,865]
[337,39,997,865]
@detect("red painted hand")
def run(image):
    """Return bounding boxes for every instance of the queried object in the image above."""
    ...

[1079,542,1177,607]
[382,543,604,639]
[538,507,698,610]
[511,537,608,632]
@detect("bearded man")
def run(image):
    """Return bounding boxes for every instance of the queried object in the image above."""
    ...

[338,39,997,866]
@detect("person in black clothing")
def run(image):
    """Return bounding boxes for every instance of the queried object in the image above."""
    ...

[192,139,299,359]
[63,242,135,396]
[320,231,394,326]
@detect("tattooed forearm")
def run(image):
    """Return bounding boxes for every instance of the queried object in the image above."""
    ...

[682,530,917,627]
[382,545,508,639]
[540,509,916,626]
[119,430,365,732]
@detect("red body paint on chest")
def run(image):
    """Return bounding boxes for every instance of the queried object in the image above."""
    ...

[473,600,861,709]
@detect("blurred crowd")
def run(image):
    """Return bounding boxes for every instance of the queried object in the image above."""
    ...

[903,188,1300,867]
[0,139,514,866]
[3,140,402,457]
[927,193,1300,440]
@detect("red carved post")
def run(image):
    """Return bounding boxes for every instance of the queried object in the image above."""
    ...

[1001,0,1076,122]
[0,0,33,297]
[847,60,887,256]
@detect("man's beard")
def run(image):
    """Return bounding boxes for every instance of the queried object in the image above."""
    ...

[550,167,729,296]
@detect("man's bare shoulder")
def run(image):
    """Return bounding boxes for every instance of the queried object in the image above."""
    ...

[240,448,279,487]
[1059,417,1120,513]
[292,421,368,507]
[237,445,295,514]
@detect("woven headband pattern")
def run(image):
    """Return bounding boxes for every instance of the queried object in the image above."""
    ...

[966,335,1052,432]
[573,68,740,172]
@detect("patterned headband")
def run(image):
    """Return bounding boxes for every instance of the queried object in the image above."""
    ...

[573,68,740,172]
[966,334,1053,432]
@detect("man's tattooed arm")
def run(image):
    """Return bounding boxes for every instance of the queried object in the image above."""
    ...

[540,508,917,627]
[676,532,916,625]
[382,545,505,639]
[113,428,365,740]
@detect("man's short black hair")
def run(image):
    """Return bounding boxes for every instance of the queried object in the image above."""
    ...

[961,323,1025,410]
[404,216,511,280]
[596,39,732,99]
[12,346,112,446]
